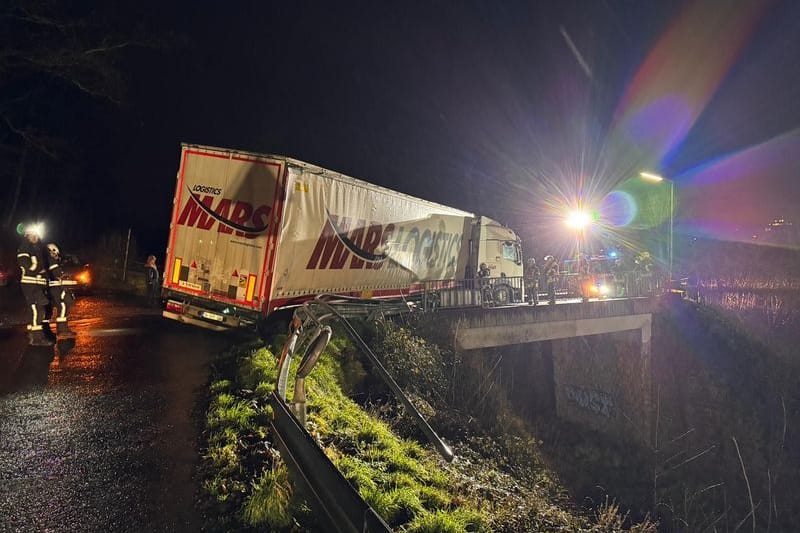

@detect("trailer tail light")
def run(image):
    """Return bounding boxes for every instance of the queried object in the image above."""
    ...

[166,300,185,314]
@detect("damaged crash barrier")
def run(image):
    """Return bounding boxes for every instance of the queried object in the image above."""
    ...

[276,296,454,461]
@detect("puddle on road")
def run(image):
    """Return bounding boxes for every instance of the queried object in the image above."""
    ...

[82,328,142,337]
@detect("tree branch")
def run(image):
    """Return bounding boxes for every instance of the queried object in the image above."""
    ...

[84,41,145,55]
[1,114,59,159]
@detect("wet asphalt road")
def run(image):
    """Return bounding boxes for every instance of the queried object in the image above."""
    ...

[0,293,231,532]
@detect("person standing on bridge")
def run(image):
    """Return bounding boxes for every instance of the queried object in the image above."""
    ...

[577,253,592,303]
[17,223,54,346]
[543,255,559,305]
[524,257,540,305]
[477,262,493,306]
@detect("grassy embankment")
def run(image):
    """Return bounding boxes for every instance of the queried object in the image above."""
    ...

[200,324,657,532]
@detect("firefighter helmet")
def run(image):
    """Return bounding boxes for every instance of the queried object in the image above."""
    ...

[47,243,60,260]
[23,222,44,239]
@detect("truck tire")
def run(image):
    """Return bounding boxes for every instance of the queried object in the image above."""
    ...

[257,309,293,341]
[493,284,512,305]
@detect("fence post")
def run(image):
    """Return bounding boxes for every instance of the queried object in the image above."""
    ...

[122,228,132,282]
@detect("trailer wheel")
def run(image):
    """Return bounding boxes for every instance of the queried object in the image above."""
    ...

[493,284,512,305]
[257,309,293,341]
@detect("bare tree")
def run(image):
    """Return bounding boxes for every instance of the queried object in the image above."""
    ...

[0,0,155,227]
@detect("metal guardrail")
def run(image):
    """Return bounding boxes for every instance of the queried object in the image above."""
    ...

[269,294,455,533]
[279,295,454,462]
[269,391,393,533]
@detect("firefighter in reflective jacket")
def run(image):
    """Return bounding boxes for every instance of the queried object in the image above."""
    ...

[577,253,592,303]
[477,262,493,306]
[524,257,540,305]
[17,224,54,346]
[45,243,77,339]
[543,255,559,305]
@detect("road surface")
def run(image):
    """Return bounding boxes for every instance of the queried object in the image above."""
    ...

[0,291,230,532]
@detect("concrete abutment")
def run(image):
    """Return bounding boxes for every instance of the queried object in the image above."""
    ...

[430,299,656,445]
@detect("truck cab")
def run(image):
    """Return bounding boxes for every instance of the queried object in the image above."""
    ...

[467,216,524,304]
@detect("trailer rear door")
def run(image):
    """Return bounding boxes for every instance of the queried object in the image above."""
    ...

[163,145,285,312]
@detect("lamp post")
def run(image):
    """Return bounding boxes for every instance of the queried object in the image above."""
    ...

[565,207,595,302]
[640,172,674,282]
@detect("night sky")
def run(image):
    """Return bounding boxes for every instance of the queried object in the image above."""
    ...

[2,0,799,261]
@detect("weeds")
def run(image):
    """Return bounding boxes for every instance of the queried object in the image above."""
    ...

[206,395,255,430]
[406,508,489,533]
[241,463,293,529]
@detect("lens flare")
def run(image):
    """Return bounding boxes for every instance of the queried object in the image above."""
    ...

[600,190,638,227]
[610,1,766,165]
[676,129,800,244]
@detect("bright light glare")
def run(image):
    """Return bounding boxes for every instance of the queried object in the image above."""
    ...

[565,210,591,229]
[640,171,664,182]
[24,222,45,238]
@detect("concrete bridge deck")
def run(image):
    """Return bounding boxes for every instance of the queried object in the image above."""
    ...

[443,297,654,352]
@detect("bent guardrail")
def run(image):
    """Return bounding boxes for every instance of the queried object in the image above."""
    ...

[269,391,393,533]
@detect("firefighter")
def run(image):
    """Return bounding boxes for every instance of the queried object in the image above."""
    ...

[634,251,654,295]
[144,255,160,307]
[577,253,592,302]
[17,223,54,346]
[524,257,540,305]
[543,255,559,305]
[611,255,627,297]
[477,262,493,306]
[45,243,77,339]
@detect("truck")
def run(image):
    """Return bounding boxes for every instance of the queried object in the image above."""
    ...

[161,144,524,331]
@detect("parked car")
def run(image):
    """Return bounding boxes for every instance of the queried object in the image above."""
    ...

[0,233,19,286]
[60,254,93,292]
[0,261,17,287]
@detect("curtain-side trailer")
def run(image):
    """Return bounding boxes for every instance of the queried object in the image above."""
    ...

[162,144,522,331]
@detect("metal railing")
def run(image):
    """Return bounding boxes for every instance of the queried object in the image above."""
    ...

[420,271,667,311]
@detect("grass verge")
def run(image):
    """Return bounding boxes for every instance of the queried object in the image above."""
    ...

[200,326,657,532]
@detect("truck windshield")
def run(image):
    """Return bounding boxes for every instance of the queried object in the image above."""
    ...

[502,242,518,263]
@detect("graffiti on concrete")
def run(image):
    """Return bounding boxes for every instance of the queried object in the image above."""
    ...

[564,384,614,418]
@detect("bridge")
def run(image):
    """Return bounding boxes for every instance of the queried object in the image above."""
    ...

[417,275,668,446]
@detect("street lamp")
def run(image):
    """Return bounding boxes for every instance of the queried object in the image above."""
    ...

[639,171,674,281]
[565,207,595,302]
[565,209,591,230]
[565,206,596,265]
